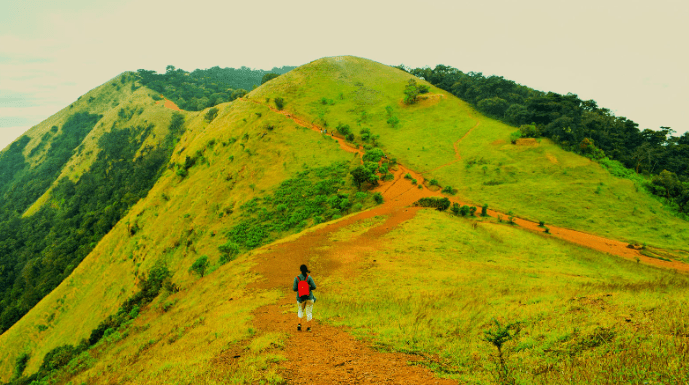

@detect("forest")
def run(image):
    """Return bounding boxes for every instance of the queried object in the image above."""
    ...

[136,65,295,111]
[405,65,689,213]
[0,113,185,334]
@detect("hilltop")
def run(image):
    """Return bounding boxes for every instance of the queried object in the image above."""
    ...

[1,56,688,384]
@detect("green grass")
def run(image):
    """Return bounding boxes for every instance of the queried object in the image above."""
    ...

[0,90,354,381]
[249,55,689,251]
[318,209,689,384]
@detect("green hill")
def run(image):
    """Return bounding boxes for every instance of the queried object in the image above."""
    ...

[251,56,689,251]
[1,56,688,384]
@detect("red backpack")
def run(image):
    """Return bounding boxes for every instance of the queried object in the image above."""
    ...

[297,275,310,300]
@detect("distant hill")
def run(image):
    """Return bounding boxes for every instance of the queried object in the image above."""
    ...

[136,65,296,111]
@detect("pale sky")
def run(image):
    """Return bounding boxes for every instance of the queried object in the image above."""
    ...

[1,0,688,150]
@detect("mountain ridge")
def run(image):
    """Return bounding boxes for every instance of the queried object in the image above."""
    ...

[1,56,688,384]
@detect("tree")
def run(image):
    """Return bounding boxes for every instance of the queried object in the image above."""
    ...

[403,79,420,104]
[189,256,209,278]
[205,107,219,122]
[261,73,279,84]
[350,166,374,190]
[477,97,509,117]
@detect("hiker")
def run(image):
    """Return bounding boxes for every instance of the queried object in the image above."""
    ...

[293,264,316,332]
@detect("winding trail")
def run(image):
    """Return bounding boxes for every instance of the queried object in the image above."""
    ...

[243,97,688,272]
[210,98,689,384]
[425,105,481,174]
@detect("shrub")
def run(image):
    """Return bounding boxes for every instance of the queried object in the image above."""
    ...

[429,179,439,186]
[483,319,522,385]
[205,107,219,122]
[373,192,383,204]
[39,345,79,374]
[336,122,351,135]
[346,133,355,141]
[360,127,371,142]
[413,197,451,211]
[538,220,545,227]
[12,352,30,380]
[482,204,488,217]
[404,173,413,180]
[451,203,460,215]
[189,256,210,278]
[510,130,522,144]
[274,97,285,110]
[403,79,420,104]
[442,186,456,195]
[387,115,399,128]
[261,73,279,84]
[363,148,385,163]
[218,241,240,257]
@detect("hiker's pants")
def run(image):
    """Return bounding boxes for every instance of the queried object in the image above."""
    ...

[298,300,314,321]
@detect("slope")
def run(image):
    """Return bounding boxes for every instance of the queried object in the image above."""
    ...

[0,91,362,380]
[250,56,689,251]
[2,56,688,384]
[0,73,185,334]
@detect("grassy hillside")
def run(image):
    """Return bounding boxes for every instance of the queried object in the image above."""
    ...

[0,93,361,381]
[319,209,689,384]
[0,73,188,335]
[250,56,689,250]
[2,56,688,384]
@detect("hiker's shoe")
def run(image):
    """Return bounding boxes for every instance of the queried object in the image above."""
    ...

[297,324,302,331]
[306,326,311,332]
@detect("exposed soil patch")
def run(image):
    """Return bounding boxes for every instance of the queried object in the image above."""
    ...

[156,96,182,111]
[546,153,558,164]
[515,138,538,146]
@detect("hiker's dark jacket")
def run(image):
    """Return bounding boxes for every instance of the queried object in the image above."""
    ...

[293,274,316,303]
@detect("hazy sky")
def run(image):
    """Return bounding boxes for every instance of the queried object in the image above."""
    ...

[1,0,687,150]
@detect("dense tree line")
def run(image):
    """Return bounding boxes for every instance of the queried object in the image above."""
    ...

[404,65,689,212]
[136,65,295,111]
[0,113,185,334]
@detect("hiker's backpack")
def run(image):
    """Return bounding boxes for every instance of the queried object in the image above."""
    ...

[297,275,310,300]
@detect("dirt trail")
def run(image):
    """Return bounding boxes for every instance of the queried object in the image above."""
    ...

[215,98,689,384]
[425,106,481,173]
[243,98,688,272]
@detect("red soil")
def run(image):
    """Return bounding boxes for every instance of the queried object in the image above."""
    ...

[216,97,689,384]
[156,96,182,111]
[242,97,689,272]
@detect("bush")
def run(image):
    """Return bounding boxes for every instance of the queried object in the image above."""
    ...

[451,203,461,215]
[346,133,355,141]
[274,97,285,110]
[12,352,30,380]
[373,192,383,204]
[429,179,439,186]
[413,197,451,211]
[363,148,385,162]
[442,186,456,195]
[218,241,240,258]
[189,256,209,278]
[205,107,219,122]
[261,73,279,84]
[509,130,522,144]
[336,122,351,136]
[39,345,79,374]
[481,204,488,217]
[387,116,399,128]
